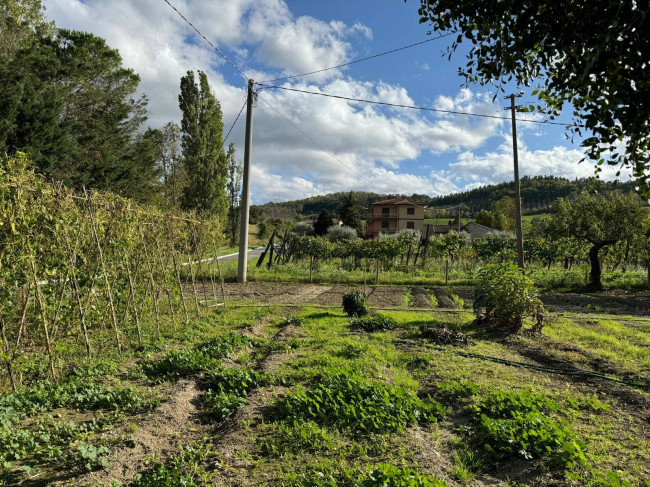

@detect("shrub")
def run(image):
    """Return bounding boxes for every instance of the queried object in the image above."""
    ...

[326,225,358,242]
[473,263,544,332]
[274,370,444,435]
[360,463,450,487]
[350,315,396,332]
[342,291,369,317]
[293,221,314,236]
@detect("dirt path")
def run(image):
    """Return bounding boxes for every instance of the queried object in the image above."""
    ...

[57,379,205,487]
[204,320,299,486]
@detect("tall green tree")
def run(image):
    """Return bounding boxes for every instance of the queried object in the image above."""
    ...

[156,122,185,208]
[178,70,227,217]
[314,209,334,236]
[551,192,644,290]
[0,0,52,61]
[0,27,159,200]
[338,191,364,236]
[225,143,241,244]
[417,1,650,195]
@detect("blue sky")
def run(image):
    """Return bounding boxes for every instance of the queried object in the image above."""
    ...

[47,0,630,204]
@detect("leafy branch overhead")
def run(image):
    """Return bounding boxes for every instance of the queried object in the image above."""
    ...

[418,1,650,194]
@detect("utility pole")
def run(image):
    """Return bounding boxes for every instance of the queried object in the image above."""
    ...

[505,93,525,268]
[457,205,461,233]
[237,79,255,283]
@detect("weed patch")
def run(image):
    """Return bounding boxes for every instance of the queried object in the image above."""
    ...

[274,369,444,435]
[360,463,450,487]
[350,315,396,333]
[117,442,217,486]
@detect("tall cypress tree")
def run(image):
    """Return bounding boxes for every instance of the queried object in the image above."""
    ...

[178,70,227,217]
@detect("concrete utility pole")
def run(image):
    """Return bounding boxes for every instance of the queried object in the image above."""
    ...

[237,79,255,283]
[506,93,525,268]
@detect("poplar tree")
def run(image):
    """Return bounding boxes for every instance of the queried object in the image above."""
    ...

[225,143,241,244]
[178,70,227,217]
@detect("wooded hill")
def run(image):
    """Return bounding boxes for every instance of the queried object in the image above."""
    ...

[252,176,637,219]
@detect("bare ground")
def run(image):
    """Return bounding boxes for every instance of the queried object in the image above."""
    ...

[201,282,650,317]
[54,379,206,487]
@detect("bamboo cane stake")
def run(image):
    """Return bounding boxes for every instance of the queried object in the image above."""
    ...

[212,235,227,307]
[29,257,56,380]
[170,246,190,324]
[85,191,122,353]
[153,231,178,328]
[138,228,161,334]
[124,255,142,347]
[184,240,201,316]
[0,314,17,391]
[61,226,92,358]
[189,223,209,306]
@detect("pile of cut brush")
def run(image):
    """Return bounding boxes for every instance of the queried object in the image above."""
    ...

[420,324,470,346]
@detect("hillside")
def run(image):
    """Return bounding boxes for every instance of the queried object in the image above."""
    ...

[252,176,637,219]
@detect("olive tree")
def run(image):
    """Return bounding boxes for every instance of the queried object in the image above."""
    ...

[552,192,644,290]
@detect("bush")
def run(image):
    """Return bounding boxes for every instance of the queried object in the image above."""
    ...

[326,225,358,242]
[342,291,369,317]
[473,263,544,332]
[350,315,396,332]
[293,221,314,236]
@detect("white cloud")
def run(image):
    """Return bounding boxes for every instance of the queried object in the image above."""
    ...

[438,135,634,192]
[47,0,616,205]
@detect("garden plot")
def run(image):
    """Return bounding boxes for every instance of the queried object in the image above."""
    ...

[1,297,649,486]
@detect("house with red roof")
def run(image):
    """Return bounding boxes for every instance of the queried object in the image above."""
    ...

[365,198,426,237]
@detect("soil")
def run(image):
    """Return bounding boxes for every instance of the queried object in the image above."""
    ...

[53,379,206,487]
[409,287,435,308]
[204,315,299,486]
[200,283,650,318]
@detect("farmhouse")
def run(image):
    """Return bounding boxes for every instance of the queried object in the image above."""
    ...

[365,198,426,237]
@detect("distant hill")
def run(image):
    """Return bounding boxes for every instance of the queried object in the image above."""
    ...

[251,176,638,220]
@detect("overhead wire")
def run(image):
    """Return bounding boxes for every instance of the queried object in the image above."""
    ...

[258,32,458,84]
[162,0,249,81]
[257,95,371,183]
[258,85,577,127]
[223,99,247,144]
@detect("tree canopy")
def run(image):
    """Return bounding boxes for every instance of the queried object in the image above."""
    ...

[551,191,644,289]
[0,21,160,201]
[417,1,650,194]
[179,70,227,217]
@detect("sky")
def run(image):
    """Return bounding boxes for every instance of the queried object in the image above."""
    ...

[45,0,633,204]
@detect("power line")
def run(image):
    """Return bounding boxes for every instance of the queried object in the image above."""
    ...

[223,99,247,144]
[162,0,249,81]
[257,95,371,183]
[258,32,458,84]
[259,85,576,127]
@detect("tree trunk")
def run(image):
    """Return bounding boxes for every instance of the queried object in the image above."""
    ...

[588,244,604,291]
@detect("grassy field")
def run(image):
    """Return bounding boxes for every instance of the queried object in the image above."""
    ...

[1,285,648,486]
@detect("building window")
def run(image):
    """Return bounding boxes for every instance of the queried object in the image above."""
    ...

[407,207,415,215]
[382,220,389,229]
[382,207,390,215]
[407,221,415,229]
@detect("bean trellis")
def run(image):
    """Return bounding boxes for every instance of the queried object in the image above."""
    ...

[0,154,226,389]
